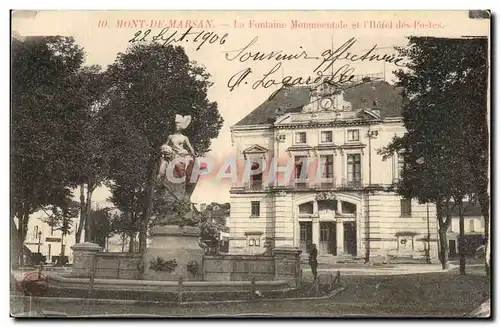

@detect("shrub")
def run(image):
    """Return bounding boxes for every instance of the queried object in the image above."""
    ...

[149,257,177,273]
[187,260,199,277]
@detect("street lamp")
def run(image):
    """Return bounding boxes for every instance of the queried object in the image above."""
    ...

[37,231,43,253]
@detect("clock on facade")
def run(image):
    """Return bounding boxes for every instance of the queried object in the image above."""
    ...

[320,97,333,110]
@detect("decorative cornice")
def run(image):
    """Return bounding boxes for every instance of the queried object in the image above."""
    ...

[340,143,367,150]
[314,144,341,151]
[230,124,273,132]
[275,119,382,129]
[286,145,314,157]
[245,231,263,236]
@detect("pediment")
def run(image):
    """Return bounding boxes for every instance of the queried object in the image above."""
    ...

[242,144,268,158]
[274,113,293,125]
[356,109,382,120]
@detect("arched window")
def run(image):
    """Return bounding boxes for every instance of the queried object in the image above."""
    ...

[299,202,314,215]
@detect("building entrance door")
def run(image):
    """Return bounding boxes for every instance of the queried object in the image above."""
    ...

[343,222,357,256]
[300,222,312,254]
[320,222,336,255]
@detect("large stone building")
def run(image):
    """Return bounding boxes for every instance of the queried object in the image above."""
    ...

[228,79,439,262]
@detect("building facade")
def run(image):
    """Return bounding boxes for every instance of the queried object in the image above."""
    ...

[228,80,439,261]
[22,210,81,264]
[447,202,486,257]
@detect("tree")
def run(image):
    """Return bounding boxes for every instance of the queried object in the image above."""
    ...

[198,216,223,255]
[204,202,230,226]
[380,37,489,274]
[107,138,148,252]
[67,66,114,244]
[88,208,114,249]
[105,43,223,253]
[110,212,141,252]
[11,36,85,267]
[40,199,79,265]
[55,201,78,264]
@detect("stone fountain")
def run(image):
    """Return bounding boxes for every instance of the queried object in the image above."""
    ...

[66,115,302,299]
[142,114,204,281]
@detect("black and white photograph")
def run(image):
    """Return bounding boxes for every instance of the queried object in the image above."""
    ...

[9,10,491,318]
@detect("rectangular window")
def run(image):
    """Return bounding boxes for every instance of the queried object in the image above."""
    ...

[400,198,412,217]
[321,155,334,178]
[347,129,360,141]
[251,201,260,217]
[295,132,307,144]
[250,172,263,190]
[321,131,333,143]
[346,154,361,182]
[248,237,261,247]
[294,156,307,179]
[469,220,475,232]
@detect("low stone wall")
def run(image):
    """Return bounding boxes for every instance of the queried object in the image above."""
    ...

[48,274,291,293]
[94,252,142,280]
[203,255,275,281]
[203,247,302,287]
[72,243,302,287]
[71,243,141,280]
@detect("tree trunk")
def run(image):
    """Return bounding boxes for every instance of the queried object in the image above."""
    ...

[76,183,86,244]
[84,183,94,242]
[458,199,466,275]
[16,206,31,267]
[479,194,490,277]
[129,211,137,253]
[140,159,157,253]
[436,201,452,270]
[121,235,125,252]
[128,232,135,252]
[11,216,22,269]
[438,227,449,270]
[20,205,30,242]
[60,233,65,266]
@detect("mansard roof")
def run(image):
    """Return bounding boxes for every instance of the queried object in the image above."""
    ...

[234,81,404,126]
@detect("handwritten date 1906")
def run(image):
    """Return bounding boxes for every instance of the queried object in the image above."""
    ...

[129,27,228,51]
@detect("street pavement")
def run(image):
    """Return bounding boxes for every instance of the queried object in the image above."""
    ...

[10,296,469,318]
[10,260,488,318]
[301,263,457,276]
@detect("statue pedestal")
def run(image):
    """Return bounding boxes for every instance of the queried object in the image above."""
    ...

[71,242,102,277]
[143,225,204,281]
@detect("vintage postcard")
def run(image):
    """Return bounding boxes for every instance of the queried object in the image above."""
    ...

[10,10,491,318]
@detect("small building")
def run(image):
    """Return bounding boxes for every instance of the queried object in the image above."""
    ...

[21,210,81,265]
[447,202,486,256]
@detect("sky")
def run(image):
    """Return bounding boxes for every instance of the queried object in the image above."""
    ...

[12,10,490,205]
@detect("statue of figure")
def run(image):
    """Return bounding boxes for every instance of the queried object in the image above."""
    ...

[157,114,196,198]
[155,114,200,227]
